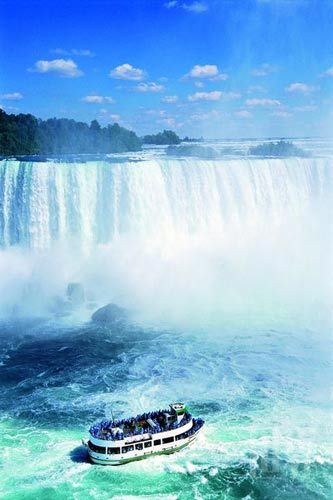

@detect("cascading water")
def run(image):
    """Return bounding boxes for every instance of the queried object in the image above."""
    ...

[0,156,331,323]
[0,157,332,249]
[0,153,332,498]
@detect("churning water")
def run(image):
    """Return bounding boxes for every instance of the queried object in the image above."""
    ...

[0,143,332,499]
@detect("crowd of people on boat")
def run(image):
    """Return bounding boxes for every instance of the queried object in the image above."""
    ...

[89,408,192,441]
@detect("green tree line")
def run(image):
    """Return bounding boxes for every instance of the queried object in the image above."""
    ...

[0,109,186,156]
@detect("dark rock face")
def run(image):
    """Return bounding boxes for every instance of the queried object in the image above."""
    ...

[67,283,85,306]
[91,303,128,324]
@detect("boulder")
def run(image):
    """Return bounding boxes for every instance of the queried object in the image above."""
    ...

[91,303,128,324]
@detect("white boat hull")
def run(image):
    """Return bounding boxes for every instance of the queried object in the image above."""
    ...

[86,420,203,466]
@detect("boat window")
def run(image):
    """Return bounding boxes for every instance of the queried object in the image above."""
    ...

[144,441,152,448]
[107,447,120,454]
[162,436,174,444]
[88,441,106,454]
[175,431,187,441]
[154,439,161,446]
[135,443,143,450]
[122,445,134,453]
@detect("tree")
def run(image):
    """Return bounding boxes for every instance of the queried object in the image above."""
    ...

[0,110,142,155]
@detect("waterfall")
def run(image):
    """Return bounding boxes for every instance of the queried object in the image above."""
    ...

[0,157,331,249]
[0,157,331,322]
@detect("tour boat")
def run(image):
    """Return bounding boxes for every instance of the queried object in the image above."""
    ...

[83,403,204,465]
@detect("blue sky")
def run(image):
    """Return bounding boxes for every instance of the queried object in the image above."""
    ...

[0,0,333,138]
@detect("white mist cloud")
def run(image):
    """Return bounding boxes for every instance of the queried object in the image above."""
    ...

[190,109,221,121]
[162,95,179,103]
[323,67,333,77]
[189,64,218,78]
[188,91,222,101]
[246,98,281,106]
[82,95,114,104]
[135,82,164,93]
[158,117,177,126]
[29,59,83,77]
[188,91,240,102]
[251,63,278,77]
[164,1,178,7]
[110,63,145,81]
[272,110,292,118]
[186,64,228,81]
[286,82,314,94]
[165,1,208,13]
[182,2,208,13]
[0,92,23,100]
[51,48,95,57]
[235,110,252,118]
[294,104,318,112]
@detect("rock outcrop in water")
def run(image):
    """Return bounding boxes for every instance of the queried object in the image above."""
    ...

[91,303,128,325]
[248,140,308,158]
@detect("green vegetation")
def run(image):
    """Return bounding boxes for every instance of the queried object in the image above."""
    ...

[143,129,181,145]
[0,109,142,155]
[182,136,204,143]
[249,140,308,157]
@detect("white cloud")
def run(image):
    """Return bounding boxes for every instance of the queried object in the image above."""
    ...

[188,91,240,102]
[0,92,23,100]
[189,64,218,78]
[245,98,281,106]
[195,81,204,88]
[247,85,266,94]
[135,82,164,92]
[252,63,278,77]
[144,109,166,116]
[272,111,292,118]
[323,67,333,77]
[82,95,114,104]
[162,95,178,103]
[188,91,222,101]
[294,104,318,112]
[222,91,241,100]
[109,63,145,81]
[109,114,121,121]
[182,2,208,12]
[51,48,95,57]
[190,109,221,121]
[29,59,83,77]
[286,82,314,94]
[212,73,229,81]
[186,64,228,81]
[165,1,208,13]
[235,110,252,118]
[159,117,176,126]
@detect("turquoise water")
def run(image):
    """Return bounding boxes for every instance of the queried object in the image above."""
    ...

[0,151,332,498]
[0,318,332,499]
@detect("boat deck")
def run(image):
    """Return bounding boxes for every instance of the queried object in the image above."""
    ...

[89,408,192,441]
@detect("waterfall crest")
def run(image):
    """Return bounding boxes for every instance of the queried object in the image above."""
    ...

[0,157,331,249]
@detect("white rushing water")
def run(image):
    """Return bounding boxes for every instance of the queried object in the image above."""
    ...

[0,156,332,325]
